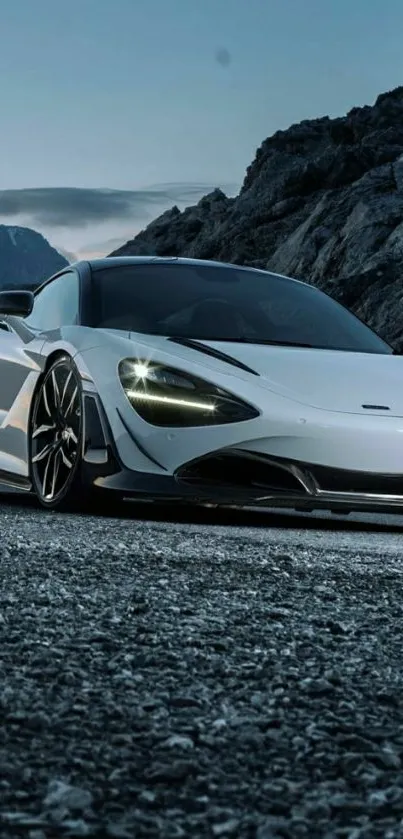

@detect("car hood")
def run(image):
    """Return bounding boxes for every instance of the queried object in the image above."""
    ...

[98,330,403,417]
[198,342,403,416]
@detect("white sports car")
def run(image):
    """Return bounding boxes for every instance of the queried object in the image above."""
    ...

[0,255,401,514]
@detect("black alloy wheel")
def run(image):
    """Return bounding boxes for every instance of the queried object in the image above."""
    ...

[30,356,85,509]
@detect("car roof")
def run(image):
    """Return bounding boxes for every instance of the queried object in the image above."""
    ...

[78,256,260,271]
[68,255,307,288]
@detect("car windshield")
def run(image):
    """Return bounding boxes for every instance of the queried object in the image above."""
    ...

[91,263,392,354]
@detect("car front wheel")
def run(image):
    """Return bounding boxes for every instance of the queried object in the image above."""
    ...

[29,355,86,510]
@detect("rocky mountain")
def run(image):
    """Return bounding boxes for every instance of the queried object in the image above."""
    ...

[56,246,76,264]
[0,225,68,290]
[110,85,403,351]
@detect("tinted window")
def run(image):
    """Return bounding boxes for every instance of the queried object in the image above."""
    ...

[91,263,392,354]
[25,272,80,330]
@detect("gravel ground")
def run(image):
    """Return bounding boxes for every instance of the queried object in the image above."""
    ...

[1,498,403,839]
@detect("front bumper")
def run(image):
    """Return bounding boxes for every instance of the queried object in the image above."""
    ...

[81,392,403,514]
[88,466,403,514]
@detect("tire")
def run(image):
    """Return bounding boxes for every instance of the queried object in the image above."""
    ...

[29,355,88,511]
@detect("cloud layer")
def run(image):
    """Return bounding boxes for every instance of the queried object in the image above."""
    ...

[0,183,236,229]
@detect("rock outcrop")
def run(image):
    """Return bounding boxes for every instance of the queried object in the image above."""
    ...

[0,225,68,290]
[110,86,403,350]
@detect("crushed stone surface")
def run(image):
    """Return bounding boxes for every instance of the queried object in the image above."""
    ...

[1,499,403,838]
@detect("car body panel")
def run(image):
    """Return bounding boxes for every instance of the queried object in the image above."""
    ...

[76,331,403,476]
[181,342,403,417]
[0,325,46,475]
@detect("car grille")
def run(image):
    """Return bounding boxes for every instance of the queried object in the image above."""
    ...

[177,452,307,494]
[177,450,403,499]
[309,464,403,496]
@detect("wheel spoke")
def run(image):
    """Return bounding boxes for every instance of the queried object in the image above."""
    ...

[32,439,58,464]
[67,428,78,445]
[47,449,61,500]
[32,423,55,439]
[42,381,52,418]
[51,370,61,412]
[41,448,55,498]
[60,446,73,469]
[61,370,73,409]
[65,385,78,418]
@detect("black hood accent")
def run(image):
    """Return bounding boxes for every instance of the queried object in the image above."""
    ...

[168,336,259,376]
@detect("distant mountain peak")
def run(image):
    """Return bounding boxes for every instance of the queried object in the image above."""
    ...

[55,246,77,263]
[5,226,22,247]
[0,225,68,289]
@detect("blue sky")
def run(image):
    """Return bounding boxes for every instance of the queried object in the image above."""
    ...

[0,0,402,257]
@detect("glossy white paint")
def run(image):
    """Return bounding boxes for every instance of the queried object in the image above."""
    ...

[76,329,403,476]
[1,321,403,493]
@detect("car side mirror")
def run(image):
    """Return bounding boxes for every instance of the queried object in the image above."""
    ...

[0,290,34,317]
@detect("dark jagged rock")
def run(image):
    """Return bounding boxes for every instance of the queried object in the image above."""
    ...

[110,86,403,350]
[0,225,68,290]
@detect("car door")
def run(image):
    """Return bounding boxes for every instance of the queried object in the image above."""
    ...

[0,271,80,477]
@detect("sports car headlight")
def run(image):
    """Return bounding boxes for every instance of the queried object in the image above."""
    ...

[118,359,259,427]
